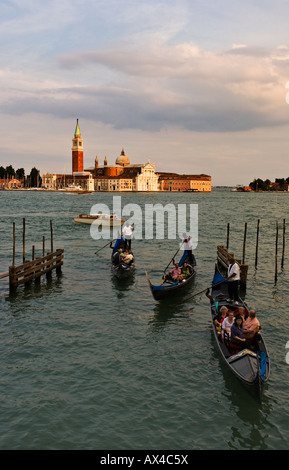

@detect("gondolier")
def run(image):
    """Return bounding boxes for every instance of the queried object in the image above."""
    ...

[181,233,196,266]
[227,255,240,305]
[122,222,134,251]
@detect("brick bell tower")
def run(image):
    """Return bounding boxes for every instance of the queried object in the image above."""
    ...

[72,119,83,172]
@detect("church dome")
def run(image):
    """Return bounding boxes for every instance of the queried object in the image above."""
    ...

[116,148,130,167]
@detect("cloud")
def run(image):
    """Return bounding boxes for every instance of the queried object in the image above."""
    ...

[2,39,286,134]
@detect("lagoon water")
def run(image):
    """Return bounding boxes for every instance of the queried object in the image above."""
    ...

[0,189,289,450]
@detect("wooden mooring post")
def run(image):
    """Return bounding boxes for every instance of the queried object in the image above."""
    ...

[281,219,286,269]
[275,221,278,284]
[8,220,64,292]
[255,219,260,269]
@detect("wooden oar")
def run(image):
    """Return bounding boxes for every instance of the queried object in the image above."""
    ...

[94,239,115,254]
[177,278,227,305]
[163,242,184,274]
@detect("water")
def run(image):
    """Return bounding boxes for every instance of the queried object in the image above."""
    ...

[0,189,289,450]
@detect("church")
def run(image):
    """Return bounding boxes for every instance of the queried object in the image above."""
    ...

[42,120,211,192]
[86,150,159,192]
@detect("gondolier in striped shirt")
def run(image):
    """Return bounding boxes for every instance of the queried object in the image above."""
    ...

[227,255,241,305]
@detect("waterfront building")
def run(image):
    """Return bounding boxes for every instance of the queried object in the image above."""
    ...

[42,172,94,190]
[0,178,23,189]
[89,151,159,191]
[157,173,211,192]
[42,120,211,192]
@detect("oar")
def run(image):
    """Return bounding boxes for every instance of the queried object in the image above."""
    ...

[163,242,184,274]
[94,239,115,254]
[177,278,227,305]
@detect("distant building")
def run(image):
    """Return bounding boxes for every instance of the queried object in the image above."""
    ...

[42,120,211,192]
[157,173,211,192]
[42,173,94,191]
[87,150,159,191]
[0,178,23,189]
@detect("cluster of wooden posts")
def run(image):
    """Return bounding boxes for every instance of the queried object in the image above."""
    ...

[217,219,286,286]
[8,218,64,292]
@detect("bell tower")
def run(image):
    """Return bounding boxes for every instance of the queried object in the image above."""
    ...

[72,119,83,173]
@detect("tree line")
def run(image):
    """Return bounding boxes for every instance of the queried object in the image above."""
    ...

[249,178,289,191]
[0,165,41,187]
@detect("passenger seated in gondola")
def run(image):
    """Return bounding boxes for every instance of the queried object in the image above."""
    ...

[180,262,191,280]
[243,310,260,339]
[123,249,134,265]
[112,248,123,265]
[233,306,248,321]
[214,306,228,333]
[217,306,228,324]
[222,311,234,338]
[165,262,182,282]
[230,314,252,349]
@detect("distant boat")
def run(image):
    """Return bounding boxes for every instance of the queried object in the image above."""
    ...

[74,213,125,225]
[59,184,84,192]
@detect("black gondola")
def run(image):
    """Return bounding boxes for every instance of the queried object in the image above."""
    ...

[209,267,270,400]
[111,236,135,278]
[145,250,196,301]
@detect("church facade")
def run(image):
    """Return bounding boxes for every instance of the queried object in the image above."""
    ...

[42,120,211,192]
[89,150,159,192]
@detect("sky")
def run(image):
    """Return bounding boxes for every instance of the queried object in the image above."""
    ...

[1,0,289,186]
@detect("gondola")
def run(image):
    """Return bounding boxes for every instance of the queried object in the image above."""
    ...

[111,236,135,278]
[145,250,196,301]
[209,267,270,400]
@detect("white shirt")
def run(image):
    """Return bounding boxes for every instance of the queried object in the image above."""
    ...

[227,262,240,281]
[123,224,133,239]
[222,317,234,336]
[182,235,193,250]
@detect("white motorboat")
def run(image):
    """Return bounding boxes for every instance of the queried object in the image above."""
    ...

[74,213,126,225]
[59,184,84,192]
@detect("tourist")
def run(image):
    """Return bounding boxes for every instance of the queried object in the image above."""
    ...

[167,262,182,282]
[181,262,191,279]
[222,311,234,337]
[230,314,251,348]
[113,248,123,265]
[234,306,247,322]
[218,306,228,324]
[243,310,260,339]
[123,250,134,265]
[214,306,228,333]
[227,255,241,305]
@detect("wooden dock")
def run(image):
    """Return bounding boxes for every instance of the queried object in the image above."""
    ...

[0,219,64,292]
[217,244,248,288]
[9,249,64,291]
[0,271,9,280]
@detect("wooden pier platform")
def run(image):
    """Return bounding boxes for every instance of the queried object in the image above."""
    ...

[0,271,9,280]
[1,219,65,292]
[9,249,64,291]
